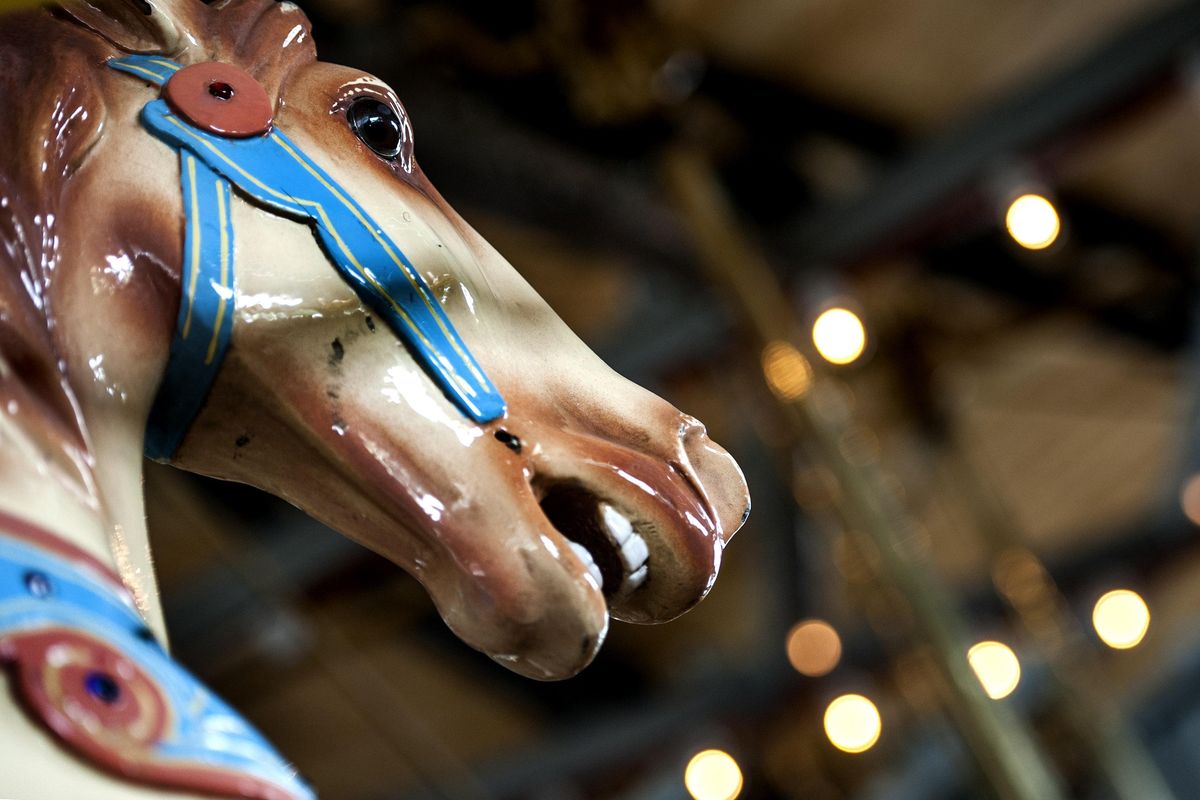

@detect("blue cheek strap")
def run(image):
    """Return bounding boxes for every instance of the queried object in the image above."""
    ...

[108,56,507,460]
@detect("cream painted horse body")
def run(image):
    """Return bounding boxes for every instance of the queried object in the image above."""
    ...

[0,1,749,797]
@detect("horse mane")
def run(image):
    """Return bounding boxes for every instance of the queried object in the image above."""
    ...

[0,10,110,459]
[0,0,315,464]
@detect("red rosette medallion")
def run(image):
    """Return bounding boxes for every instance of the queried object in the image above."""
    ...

[0,628,301,799]
[163,61,274,138]
[0,629,167,764]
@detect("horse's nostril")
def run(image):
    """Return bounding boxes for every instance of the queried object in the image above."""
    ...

[494,429,522,453]
[208,81,235,101]
[680,423,751,540]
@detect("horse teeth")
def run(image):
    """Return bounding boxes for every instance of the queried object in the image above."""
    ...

[599,504,650,593]
[600,503,634,546]
[569,541,604,588]
[624,564,648,590]
[619,533,649,572]
[564,503,648,595]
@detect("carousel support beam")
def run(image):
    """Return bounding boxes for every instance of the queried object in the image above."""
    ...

[791,0,1200,265]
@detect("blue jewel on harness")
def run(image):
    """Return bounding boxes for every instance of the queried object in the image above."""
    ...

[108,55,507,460]
[85,670,122,703]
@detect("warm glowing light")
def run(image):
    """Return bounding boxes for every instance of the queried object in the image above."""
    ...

[1005,194,1060,250]
[1092,589,1150,650]
[812,308,866,365]
[967,641,1021,699]
[823,694,881,754]
[786,619,842,677]
[762,340,813,400]
[1180,474,1200,526]
[684,749,743,800]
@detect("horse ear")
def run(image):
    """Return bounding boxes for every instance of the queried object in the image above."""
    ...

[60,0,201,54]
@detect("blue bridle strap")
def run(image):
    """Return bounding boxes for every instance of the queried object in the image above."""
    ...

[109,56,507,460]
[145,153,235,459]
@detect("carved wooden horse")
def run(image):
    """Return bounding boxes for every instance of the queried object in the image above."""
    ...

[0,1,749,797]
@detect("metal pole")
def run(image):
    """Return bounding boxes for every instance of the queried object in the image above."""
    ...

[944,446,1176,800]
[661,144,1067,800]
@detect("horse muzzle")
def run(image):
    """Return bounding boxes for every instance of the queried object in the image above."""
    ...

[523,413,750,626]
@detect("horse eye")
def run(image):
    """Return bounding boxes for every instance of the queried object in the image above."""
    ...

[347,98,405,160]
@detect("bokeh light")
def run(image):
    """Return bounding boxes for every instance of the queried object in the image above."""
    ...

[812,308,867,365]
[967,641,1021,699]
[1180,474,1200,526]
[684,749,744,800]
[824,694,882,753]
[762,340,813,400]
[1005,193,1061,250]
[786,619,842,677]
[1092,589,1150,650]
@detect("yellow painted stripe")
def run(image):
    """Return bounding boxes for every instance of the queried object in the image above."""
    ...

[205,182,231,366]
[145,58,181,73]
[115,62,170,83]
[165,115,296,206]
[161,114,454,383]
[161,112,486,410]
[181,156,202,340]
[271,135,489,387]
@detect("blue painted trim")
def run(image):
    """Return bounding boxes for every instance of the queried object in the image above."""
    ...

[141,100,507,424]
[106,54,180,85]
[144,153,236,460]
[108,55,506,460]
[0,535,315,799]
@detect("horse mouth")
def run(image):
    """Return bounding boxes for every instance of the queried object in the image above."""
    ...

[537,482,650,600]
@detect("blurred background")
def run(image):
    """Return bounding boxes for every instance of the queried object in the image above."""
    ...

[138,0,1200,797]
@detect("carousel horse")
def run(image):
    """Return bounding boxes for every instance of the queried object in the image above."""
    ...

[0,0,750,797]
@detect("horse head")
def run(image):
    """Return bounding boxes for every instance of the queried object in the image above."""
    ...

[21,0,749,680]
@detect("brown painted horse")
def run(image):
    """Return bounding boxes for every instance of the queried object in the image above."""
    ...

[0,0,749,796]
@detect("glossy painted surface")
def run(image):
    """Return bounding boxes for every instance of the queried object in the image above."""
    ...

[0,0,749,796]
[163,61,275,138]
[0,513,313,800]
[144,152,235,459]
[110,53,507,444]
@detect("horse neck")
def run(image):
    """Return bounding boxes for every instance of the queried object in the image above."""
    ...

[0,210,169,642]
